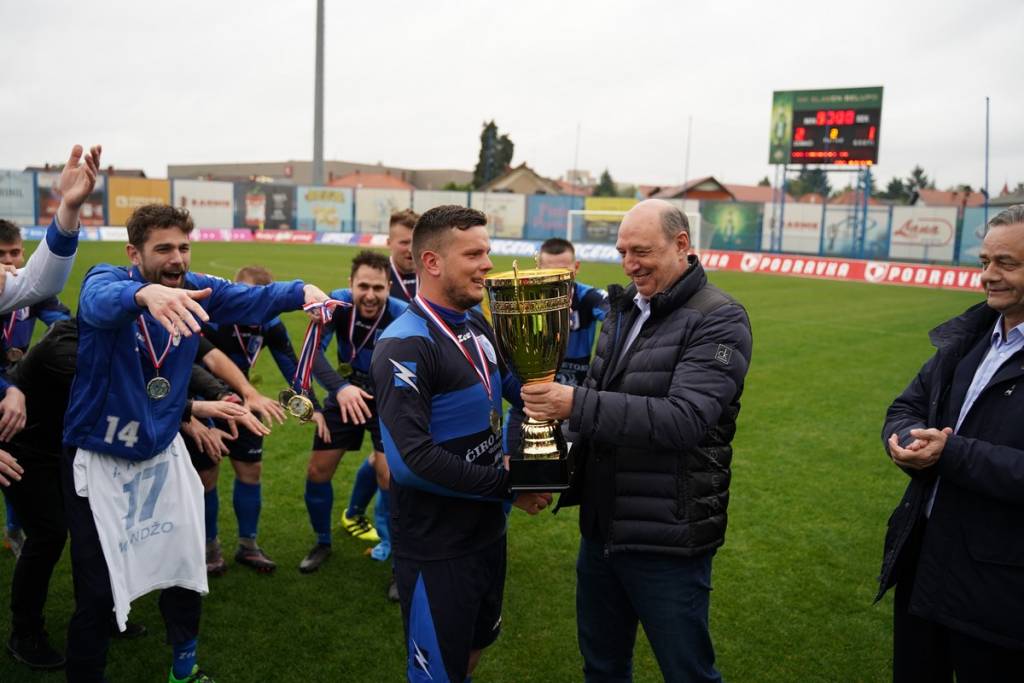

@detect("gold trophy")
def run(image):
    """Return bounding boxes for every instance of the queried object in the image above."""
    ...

[485,261,574,491]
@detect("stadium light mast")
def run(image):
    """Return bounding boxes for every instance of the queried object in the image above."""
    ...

[312,0,325,186]
[984,96,990,227]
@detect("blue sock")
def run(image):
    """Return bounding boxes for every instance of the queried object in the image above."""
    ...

[346,460,378,517]
[172,637,197,679]
[203,488,219,543]
[305,480,333,546]
[5,496,20,532]
[233,479,261,541]
[374,489,391,545]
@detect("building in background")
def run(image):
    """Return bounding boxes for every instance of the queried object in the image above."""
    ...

[480,163,562,195]
[167,160,471,191]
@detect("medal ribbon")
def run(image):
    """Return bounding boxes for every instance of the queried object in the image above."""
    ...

[2,310,17,348]
[347,302,386,363]
[233,325,264,368]
[414,294,493,402]
[291,299,350,393]
[390,257,418,302]
[137,315,173,374]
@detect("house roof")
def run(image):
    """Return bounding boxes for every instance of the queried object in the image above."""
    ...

[328,171,414,190]
[648,176,735,199]
[913,188,986,208]
[556,179,592,196]
[990,190,1024,207]
[829,189,882,206]
[724,184,793,203]
[480,163,563,195]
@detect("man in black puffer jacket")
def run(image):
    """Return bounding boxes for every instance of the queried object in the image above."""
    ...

[523,199,752,683]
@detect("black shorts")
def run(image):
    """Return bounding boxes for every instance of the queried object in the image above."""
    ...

[184,422,264,472]
[395,538,507,682]
[311,392,383,453]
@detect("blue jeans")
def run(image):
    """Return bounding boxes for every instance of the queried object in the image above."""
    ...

[576,537,722,683]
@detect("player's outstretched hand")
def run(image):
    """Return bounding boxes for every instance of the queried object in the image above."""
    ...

[311,411,331,444]
[513,492,553,516]
[192,399,250,422]
[0,387,27,442]
[244,391,287,426]
[336,384,373,425]
[232,408,272,438]
[56,144,102,232]
[135,285,212,338]
[0,448,23,486]
[182,417,231,463]
[302,284,329,308]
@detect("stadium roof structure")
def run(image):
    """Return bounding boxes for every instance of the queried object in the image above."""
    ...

[911,188,986,208]
[328,170,415,190]
[480,163,563,195]
[645,176,735,201]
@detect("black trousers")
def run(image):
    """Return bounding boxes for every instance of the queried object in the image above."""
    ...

[61,447,201,682]
[893,522,1024,683]
[4,454,67,637]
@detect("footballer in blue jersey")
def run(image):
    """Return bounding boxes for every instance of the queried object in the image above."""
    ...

[504,238,609,456]
[61,203,330,683]
[387,209,419,303]
[0,219,72,558]
[371,205,551,683]
[196,264,328,575]
[299,250,409,575]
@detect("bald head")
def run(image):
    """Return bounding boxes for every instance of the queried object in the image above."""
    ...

[616,199,692,297]
[623,199,690,242]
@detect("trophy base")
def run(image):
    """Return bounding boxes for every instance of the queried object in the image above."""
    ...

[509,422,574,492]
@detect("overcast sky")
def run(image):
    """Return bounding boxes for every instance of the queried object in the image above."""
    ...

[2,0,1021,190]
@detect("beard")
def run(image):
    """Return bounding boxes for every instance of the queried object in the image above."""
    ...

[140,262,186,288]
[443,279,483,311]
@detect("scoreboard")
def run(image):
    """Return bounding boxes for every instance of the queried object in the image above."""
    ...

[768,87,883,166]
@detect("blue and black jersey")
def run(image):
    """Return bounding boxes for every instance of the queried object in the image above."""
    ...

[202,317,300,381]
[0,296,71,356]
[560,282,609,385]
[371,298,520,561]
[389,267,417,303]
[316,288,407,392]
[64,264,305,460]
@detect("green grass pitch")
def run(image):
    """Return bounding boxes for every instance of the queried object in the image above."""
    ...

[0,240,980,681]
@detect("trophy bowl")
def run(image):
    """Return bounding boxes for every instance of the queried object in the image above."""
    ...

[485,263,574,491]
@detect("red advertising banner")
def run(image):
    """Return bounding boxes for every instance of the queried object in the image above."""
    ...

[700,250,982,292]
[252,230,317,244]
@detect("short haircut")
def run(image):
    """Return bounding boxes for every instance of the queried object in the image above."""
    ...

[660,205,690,241]
[0,220,21,245]
[126,204,194,248]
[236,265,273,285]
[540,237,575,258]
[411,205,488,266]
[389,209,419,231]
[350,249,390,280]
[989,204,1024,229]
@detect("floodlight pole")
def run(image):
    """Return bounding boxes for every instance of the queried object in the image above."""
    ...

[984,96,990,227]
[312,0,325,186]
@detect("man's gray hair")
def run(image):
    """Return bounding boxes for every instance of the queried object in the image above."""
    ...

[660,205,690,241]
[989,204,1024,229]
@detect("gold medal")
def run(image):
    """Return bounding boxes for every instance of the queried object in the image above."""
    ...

[278,388,297,408]
[490,408,502,436]
[146,376,171,400]
[287,393,315,422]
[5,347,23,363]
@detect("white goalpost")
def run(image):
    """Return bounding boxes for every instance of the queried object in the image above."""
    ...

[565,209,704,252]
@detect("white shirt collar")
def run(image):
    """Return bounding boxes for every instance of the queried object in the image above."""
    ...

[633,291,650,314]
[992,316,1024,346]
